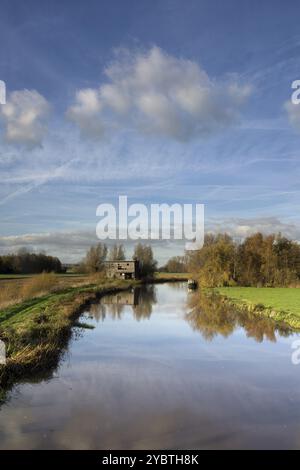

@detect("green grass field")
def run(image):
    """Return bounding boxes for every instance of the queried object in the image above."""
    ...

[216,287,300,318]
[0,273,84,279]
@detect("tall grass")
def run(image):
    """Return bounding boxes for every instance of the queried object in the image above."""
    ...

[21,272,57,299]
[0,272,58,309]
[0,283,21,308]
[0,272,118,310]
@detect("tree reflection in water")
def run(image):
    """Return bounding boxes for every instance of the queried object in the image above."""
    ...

[185,290,293,343]
[87,285,157,322]
[133,285,157,321]
[86,285,293,343]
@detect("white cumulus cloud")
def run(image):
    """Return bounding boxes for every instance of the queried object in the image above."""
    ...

[67,47,252,141]
[0,89,50,147]
[66,88,104,138]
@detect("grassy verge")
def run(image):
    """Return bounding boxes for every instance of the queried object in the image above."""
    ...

[0,273,92,308]
[214,287,300,329]
[0,279,137,393]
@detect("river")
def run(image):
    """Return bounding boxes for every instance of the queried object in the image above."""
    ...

[0,283,300,449]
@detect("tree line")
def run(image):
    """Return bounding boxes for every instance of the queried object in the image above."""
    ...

[0,250,63,274]
[158,255,187,273]
[4,232,296,286]
[0,243,158,277]
[186,232,300,287]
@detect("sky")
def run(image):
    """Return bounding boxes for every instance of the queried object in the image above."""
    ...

[1,0,300,263]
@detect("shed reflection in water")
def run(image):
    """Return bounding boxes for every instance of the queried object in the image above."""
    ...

[88,285,157,321]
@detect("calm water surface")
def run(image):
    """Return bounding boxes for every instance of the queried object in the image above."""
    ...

[1,283,300,449]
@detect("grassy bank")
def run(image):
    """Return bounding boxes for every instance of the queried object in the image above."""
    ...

[0,272,188,308]
[0,278,138,393]
[0,272,187,395]
[0,273,92,308]
[215,287,300,329]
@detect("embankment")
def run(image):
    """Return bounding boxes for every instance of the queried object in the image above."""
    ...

[214,287,300,330]
[0,280,138,392]
[0,275,188,395]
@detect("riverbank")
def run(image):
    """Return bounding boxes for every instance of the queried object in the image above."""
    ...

[0,273,187,395]
[0,279,140,394]
[214,287,300,329]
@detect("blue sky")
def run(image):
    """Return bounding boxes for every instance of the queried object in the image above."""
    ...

[1,0,300,262]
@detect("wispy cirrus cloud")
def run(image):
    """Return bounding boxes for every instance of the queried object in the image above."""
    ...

[0,156,78,206]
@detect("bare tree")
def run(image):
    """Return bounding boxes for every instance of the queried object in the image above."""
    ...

[84,243,108,273]
[108,244,126,261]
[133,243,157,278]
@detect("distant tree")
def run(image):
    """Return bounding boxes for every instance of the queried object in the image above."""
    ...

[108,244,126,261]
[133,243,157,278]
[0,251,63,274]
[162,256,187,273]
[84,243,107,273]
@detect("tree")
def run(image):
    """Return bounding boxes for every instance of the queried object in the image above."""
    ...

[236,233,264,286]
[186,231,300,287]
[162,256,187,273]
[187,234,235,287]
[84,243,107,273]
[133,243,157,278]
[108,244,126,261]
